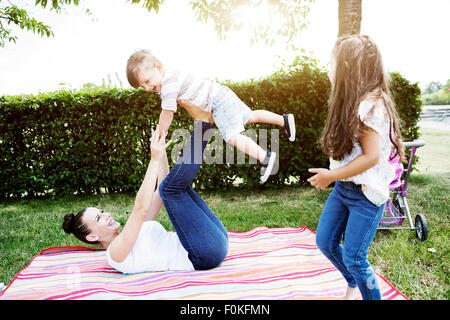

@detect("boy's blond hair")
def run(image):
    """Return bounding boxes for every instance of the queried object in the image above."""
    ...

[126,49,161,88]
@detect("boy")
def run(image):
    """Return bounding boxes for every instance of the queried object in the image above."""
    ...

[126,49,295,183]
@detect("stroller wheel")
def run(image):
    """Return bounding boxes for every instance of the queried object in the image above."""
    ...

[415,214,428,241]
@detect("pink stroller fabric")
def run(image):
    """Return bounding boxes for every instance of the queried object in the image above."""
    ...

[388,149,403,189]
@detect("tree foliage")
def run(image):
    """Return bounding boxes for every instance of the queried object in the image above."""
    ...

[422,81,444,95]
[124,0,315,46]
[0,1,53,46]
[0,0,314,47]
[188,0,314,45]
[0,0,86,47]
[422,79,450,105]
[0,0,161,47]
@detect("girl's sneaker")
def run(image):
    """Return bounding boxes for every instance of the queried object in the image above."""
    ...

[283,114,296,142]
[260,151,277,183]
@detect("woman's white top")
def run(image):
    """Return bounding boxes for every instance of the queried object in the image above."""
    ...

[329,99,395,206]
[106,221,194,274]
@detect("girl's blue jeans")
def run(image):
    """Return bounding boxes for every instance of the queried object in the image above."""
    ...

[159,121,229,270]
[316,181,384,300]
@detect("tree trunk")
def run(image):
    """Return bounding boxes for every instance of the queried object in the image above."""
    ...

[338,0,362,36]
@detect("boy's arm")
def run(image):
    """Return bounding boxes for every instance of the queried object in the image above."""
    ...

[158,109,174,134]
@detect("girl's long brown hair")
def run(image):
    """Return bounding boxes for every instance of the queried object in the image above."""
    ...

[321,35,404,161]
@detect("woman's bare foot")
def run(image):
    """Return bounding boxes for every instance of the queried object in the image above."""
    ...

[344,286,359,300]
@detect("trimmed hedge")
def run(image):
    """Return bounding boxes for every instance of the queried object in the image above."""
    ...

[0,56,422,198]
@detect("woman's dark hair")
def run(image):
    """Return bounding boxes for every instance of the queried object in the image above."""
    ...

[62,208,99,245]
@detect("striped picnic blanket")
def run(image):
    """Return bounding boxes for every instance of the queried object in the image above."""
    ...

[0,226,407,300]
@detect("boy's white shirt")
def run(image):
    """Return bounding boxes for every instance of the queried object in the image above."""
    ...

[159,69,222,114]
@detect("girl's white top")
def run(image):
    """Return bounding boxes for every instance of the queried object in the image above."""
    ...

[329,99,395,206]
[106,221,194,274]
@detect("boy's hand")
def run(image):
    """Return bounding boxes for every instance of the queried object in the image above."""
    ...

[307,168,335,190]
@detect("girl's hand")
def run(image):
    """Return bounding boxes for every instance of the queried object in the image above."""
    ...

[150,125,172,160]
[307,168,335,190]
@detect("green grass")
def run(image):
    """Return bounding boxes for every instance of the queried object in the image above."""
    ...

[1,127,449,299]
[415,128,450,174]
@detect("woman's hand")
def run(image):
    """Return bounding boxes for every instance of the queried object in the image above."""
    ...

[177,99,214,124]
[150,125,172,160]
[307,168,335,190]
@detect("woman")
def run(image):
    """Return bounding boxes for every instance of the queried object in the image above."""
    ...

[62,121,229,273]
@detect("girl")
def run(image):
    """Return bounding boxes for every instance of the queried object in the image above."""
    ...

[307,35,404,300]
[63,121,228,273]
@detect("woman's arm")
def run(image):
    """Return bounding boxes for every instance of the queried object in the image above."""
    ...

[158,109,174,135]
[308,124,381,190]
[144,150,170,222]
[178,99,214,124]
[109,127,171,263]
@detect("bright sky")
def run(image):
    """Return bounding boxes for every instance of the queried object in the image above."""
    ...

[1,0,449,95]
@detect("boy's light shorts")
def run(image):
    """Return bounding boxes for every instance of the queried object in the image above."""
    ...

[211,86,252,142]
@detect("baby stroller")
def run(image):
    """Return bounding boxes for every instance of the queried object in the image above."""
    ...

[378,139,428,241]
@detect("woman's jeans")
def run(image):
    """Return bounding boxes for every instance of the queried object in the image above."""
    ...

[316,181,384,300]
[159,121,229,270]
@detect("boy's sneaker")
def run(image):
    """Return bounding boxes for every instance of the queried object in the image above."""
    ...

[260,151,277,183]
[283,114,296,142]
